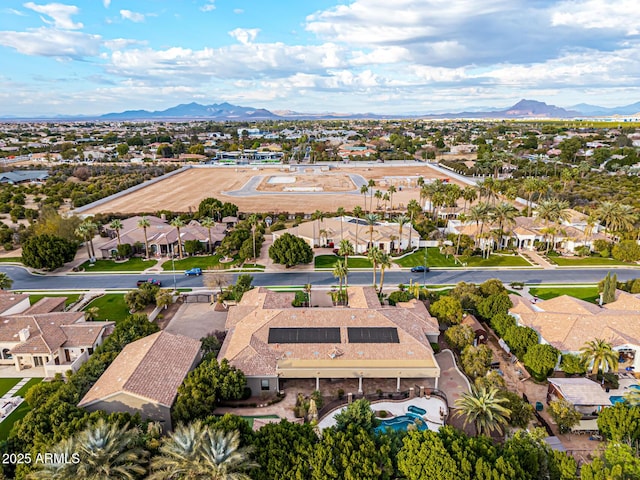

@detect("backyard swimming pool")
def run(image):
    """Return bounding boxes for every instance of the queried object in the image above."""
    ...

[375,412,428,433]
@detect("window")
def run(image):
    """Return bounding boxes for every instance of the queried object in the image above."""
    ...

[2,349,11,360]
[261,379,270,391]
[88,348,94,355]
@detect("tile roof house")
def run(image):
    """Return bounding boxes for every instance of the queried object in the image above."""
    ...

[0,294,113,377]
[219,286,441,396]
[273,216,420,254]
[509,291,640,372]
[100,215,227,258]
[79,331,202,430]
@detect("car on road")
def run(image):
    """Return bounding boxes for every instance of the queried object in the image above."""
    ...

[185,267,202,276]
[410,265,430,273]
[136,278,162,287]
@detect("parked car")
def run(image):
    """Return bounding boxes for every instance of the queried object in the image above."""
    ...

[137,278,162,287]
[185,267,202,276]
[410,265,430,273]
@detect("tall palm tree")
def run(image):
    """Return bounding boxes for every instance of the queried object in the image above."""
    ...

[332,259,348,302]
[109,219,123,248]
[491,202,518,250]
[580,338,619,376]
[30,419,148,480]
[387,185,397,210]
[624,387,640,406]
[374,190,383,210]
[75,222,93,259]
[377,251,391,295]
[394,214,410,254]
[596,201,636,238]
[138,216,151,259]
[353,205,363,253]
[444,183,462,218]
[149,421,256,480]
[0,272,13,290]
[535,199,570,252]
[367,246,383,290]
[364,213,380,249]
[170,217,186,259]
[360,185,369,212]
[462,186,478,214]
[467,202,492,249]
[453,386,511,436]
[367,179,376,213]
[336,207,346,241]
[200,217,216,253]
[247,214,259,261]
[311,209,324,248]
[84,219,98,259]
[337,239,354,288]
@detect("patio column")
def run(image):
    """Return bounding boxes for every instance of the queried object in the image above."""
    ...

[13,356,21,372]
[434,376,439,390]
[358,376,363,394]
[396,376,401,391]
[315,376,320,391]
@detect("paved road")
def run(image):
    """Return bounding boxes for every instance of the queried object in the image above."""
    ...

[3,265,640,291]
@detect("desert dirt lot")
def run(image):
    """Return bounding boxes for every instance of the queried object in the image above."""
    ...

[84,164,459,215]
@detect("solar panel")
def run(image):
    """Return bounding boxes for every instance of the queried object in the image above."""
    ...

[347,327,399,343]
[268,327,341,344]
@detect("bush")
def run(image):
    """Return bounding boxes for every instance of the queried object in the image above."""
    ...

[503,325,538,359]
[612,240,640,263]
[430,342,440,354]
[388,289,415,306]
[523,344,560,380]
[575,245,591,257]
[548,399,581,433]
[444,324,474,351]
[560,354,587,375]
[490,313,516,338]
[269,233,313,267]
[292,291,309,307]
[116,242,133,258]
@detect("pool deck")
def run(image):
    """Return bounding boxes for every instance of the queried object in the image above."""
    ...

[317,396,447,431]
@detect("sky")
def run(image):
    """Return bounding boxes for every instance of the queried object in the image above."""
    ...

[1,0,640,116]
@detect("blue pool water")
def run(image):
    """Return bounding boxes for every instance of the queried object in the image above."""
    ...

[609,385,639,405]
[375,412,429,433]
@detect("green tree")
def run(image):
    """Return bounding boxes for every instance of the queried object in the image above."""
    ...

[580,338,618,376]
[580,443,640,480]
[490,313,516,338]
[103,313,159,353]
[560,353,587,375]
[499,391,534,429]
[252,420,317,480]
[155,289,174,309]
[332,259,348,303]
[334,399,380,434]
[523,343,560,380]
[596,402,640,443]
[429,296,463,326]
[109,219,123,247]
[453,386,511,436]
[269,233,313,267]
[137,216,151,259]
[170,217,185,259]
[231,274,254,302]
[398,430,459,480]
[460,344,493,379]
[21,234,77,270]
[548,399,581,433]
[200,217,216,253]
[503,325,538,359]
[309,426,392,480]
[28,418,148,480]
[116,143,129,157]
[477,292,513,321]
[444,324,475,351]
[612,240,640,263]
[0,272,13,290]
[366,245,383,290]
[173,358,246,424]
[149,421,256,480]
[33,205,82,242]
[377,251,391,295]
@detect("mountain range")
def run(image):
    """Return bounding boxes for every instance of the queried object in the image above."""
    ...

[2,99,640,121]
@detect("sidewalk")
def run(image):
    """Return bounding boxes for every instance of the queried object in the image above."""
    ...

[521,250,556,269]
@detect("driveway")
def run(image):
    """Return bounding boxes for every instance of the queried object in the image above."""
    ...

[164,303,227,340]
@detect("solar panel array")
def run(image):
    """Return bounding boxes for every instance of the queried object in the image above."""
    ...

[268,327,341,344]
[347,327,400,343]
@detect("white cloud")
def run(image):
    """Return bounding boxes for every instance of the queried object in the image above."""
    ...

[120,9,145,23]
[23,2,83,30]
[200,1,215,12]
[103,0,110,7]
[103,38,145,50]
[0,27,101,59]
[551,0,640,35]
[350,46,410,65]
[228,28,259,45]
[233,8,243,14]
[3,8,26,16]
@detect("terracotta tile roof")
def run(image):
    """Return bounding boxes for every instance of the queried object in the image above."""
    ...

[509,293,640,352]
[0,293,29,314]
[79,332,201,408]
[24,297,66,314]
[219,287,440,377]
[61,323,112,348]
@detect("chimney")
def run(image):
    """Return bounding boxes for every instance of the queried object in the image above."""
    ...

[18,327,30,342]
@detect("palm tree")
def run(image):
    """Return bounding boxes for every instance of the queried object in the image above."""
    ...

[109,219,123,248]
[85,306,100,321]
[138,216,151,259]
[364,213,380,249]
[624,387,640,406]
[337,239,354,288]
[406,199,421,252]
[535,199,571,252]
[467,202,492,249]
[149,421,256,480]
[462,186,477,214]
[387,185,397,210]
[336,207,346,241]
[374,189,383,210]
[382,192,390,212]
[491,202,518,250]
[170,217,186,259]
[75,222,93,259]
[360,185,369,212]
[580,338,619,376]
[332,259,348,303]
[83,219,98,259]
[597,201,636,238]
[394,214,410,254]
[0,272,12,290]
[523,178,540,217]
[453,386,511,436]
[367,246,383,290]
[367,179,376,213]
[247,214,259,261]
[200,217,216,253]
[377,251,391,295]
[353,205,363,253]
[311,209,324,248]
[29,419,148,480]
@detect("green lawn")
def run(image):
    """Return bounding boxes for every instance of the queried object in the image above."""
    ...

[162,254,239,271]
[529,286,600,303]
[547,255,631,266]
[84,294,130,322]
[465,254,532,267]
[0,378,42,440]
[80,258,157,272]
[395,248,458,268]
[28,293,81,307]
[314,255,372,269]
[0,257,21,263]
[0,379,20,397]
[240,415,279,428]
